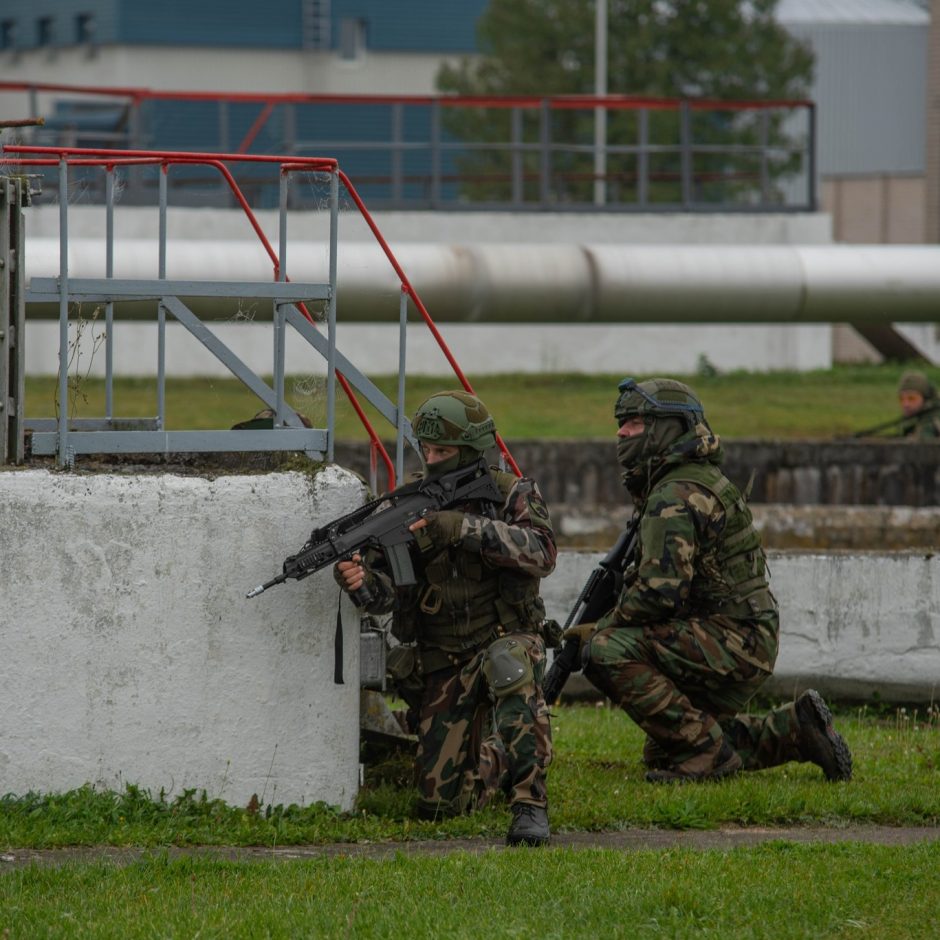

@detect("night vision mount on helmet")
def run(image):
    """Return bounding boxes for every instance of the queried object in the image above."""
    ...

[413,391,497,451]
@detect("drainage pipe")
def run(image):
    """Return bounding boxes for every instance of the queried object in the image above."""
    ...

[24,240,940,324]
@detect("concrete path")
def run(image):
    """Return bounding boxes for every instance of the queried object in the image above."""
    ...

[3,826,938,868]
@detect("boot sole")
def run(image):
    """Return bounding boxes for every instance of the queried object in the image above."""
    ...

[798,690,853,782]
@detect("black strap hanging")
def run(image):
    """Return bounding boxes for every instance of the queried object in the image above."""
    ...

[334,588,345,685]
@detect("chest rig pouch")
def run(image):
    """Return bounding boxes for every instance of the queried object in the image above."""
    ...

[655,464,775,619]
[415,468,545,651]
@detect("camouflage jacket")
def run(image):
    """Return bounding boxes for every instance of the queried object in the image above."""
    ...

[902,408,940,440]
[356,468,557,657]
[609,423,775,628]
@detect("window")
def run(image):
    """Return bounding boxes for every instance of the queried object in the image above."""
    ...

[338,17,366,61]
[37,16,54,47]
[76,13,95,45]
[0,20,16,51]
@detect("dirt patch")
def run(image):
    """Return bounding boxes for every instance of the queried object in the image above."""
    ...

[3,825,938,869]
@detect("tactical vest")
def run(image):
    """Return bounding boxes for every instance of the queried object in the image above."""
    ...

[401,468,547,661]
[651,463,775,619]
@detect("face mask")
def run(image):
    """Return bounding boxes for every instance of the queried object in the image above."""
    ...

[423,449,463,477]
[616,428,650,471]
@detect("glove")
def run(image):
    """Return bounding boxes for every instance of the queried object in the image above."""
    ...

[562,621,598,646]
[421,510,465,549]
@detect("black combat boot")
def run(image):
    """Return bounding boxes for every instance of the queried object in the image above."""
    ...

[795,689,853,782]
[506,803,550,847]
[645,740,742,784]
[642,735,672,770]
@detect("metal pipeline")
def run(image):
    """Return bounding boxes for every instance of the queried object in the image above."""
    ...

[24,239,940,324]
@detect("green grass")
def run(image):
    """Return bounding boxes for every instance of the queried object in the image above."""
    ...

[1,704,937,938]
[2,844,939,939]
[1,704,937,850]
[25,364,936,441]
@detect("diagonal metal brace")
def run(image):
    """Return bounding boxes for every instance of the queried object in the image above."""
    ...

[163,295,308,428]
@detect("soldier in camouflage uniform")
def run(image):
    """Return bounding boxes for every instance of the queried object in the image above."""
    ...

[336,391,556,845]
[576,378,852,784]
[897,371,940,440]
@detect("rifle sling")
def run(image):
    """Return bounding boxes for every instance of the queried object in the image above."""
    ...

[334,588,344,685]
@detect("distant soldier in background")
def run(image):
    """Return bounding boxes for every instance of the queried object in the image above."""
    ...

[896,370,940,440]
[335,391,557,846]
[569,377,852,784]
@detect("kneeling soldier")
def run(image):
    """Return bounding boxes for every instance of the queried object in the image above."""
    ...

[578,378,852,784]
[336,391,557,845]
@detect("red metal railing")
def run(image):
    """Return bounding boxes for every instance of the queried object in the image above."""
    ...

[0,81,816,212]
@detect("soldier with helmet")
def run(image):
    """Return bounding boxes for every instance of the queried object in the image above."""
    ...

[335,390,557,846]
[572,377,852,784]
[897,370,940,440]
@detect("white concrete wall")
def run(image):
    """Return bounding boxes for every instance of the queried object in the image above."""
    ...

[0,466,365,808]
[543,550,940,703]
[0,48,455,104]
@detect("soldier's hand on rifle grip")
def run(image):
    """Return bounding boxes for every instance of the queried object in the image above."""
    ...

[411,510,464,550]
[562,621,599,647]
[336,554,366,592]
[336,554,375,607]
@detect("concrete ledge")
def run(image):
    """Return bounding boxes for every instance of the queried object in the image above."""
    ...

[0,467,365,807]
[543,550,940,704]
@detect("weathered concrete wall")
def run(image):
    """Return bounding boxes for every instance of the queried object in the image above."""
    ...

[542,551,940,704]
[335,438,940,509]
[0,467,365,807]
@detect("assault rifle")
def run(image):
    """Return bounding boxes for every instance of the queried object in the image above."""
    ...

[851,403,940,439]
[246,457,503,600]
[542,520,638,705]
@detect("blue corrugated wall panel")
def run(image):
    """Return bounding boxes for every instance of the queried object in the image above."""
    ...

[329,0,485,52]
[1,0,486,51]
[120,0,303,47]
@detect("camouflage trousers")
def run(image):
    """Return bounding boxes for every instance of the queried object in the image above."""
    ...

[584,613,804,773]
[414,631,552,819]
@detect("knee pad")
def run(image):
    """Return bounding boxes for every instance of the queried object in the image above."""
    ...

[483,636,534,699]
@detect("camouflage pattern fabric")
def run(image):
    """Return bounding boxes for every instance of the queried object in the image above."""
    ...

[586,418,797,776]
[414,632,551,817]
[606,428,771,626]
[903,409,940,440]
[457,477,557,577]
[359,472,557,613]
[352,469,556,816]
[584,613,804,773]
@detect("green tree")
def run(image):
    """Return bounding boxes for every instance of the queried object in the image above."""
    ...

[436,0,814,206]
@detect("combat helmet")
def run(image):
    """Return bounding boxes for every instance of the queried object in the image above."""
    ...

[614,377,710,486]
[413,390,497,451]
[897,370,936,401]
[615,377,705,429]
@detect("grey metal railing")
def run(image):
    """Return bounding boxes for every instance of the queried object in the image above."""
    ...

[6,147,418,477]
[0,176,28,464]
